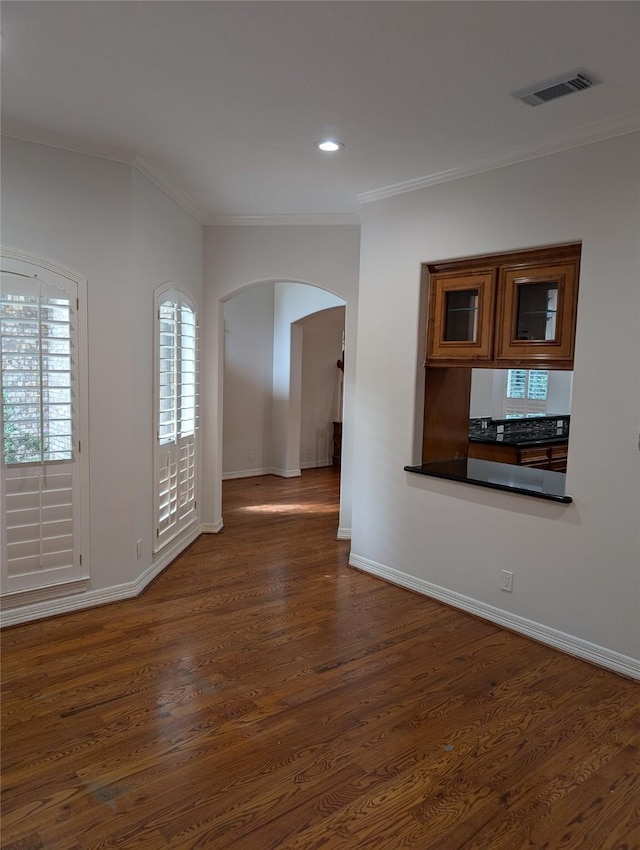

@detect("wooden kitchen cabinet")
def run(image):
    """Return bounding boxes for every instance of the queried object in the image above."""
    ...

[468,440,568,471]
[426,268,496,363]
[549,443,568,472]
[495,258,579,365]
[425,244,580,369]
[467,441,520,465]
[517,445,553,468]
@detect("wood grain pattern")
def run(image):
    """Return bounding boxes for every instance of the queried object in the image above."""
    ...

[2,468,639,849]
[422,367,472,462]
[424,242,580,370]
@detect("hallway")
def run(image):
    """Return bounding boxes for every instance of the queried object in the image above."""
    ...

[2,468,639,849]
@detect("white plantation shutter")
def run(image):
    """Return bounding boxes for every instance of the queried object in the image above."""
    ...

[504,369,549,418]
[158,301,178,445]
[1,261,86,594]
[157,447,178,538]
[5,469,74,577]
[179,306,197,438]
[155,291,198,551]
[1,288,73,464]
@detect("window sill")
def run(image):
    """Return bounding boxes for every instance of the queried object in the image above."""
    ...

[404,458,572,503]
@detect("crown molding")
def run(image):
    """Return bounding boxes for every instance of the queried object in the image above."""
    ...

[1,133,209,225]
[7,110,637,223]
[132,155,209,224]
[207,213,360,226]
[1,130,134,166]
[357,111,640,205]
[3,132,357,225]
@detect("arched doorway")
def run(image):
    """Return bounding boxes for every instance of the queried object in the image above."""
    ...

[216,280,347,527]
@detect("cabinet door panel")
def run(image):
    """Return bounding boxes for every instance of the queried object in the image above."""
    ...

[549,443,568,471]
[467,442,518,464]
[550,443,568,459]
[517,446,550,468]
[427,269,496,362]
[496,260,579,363]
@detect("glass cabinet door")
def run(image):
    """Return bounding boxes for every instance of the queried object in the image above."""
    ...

[444,289,479,341]
[427,269,496,362]
[496,261,578,363]
[515,281,558,341]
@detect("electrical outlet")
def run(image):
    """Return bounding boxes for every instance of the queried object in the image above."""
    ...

[501,570,513,592]
[249,451,256,462]
[136,539,143,560]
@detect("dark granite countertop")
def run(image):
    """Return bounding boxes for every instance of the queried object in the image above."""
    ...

[404,458,572,503]
[469,436,569,448]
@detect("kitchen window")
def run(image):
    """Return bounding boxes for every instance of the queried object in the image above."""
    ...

[504,369,549,418]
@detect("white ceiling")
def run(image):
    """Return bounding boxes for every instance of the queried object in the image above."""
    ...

[2,1,639,222]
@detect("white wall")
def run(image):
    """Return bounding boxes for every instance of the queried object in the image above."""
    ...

[202,225,360,535]
[222,283,275,476]
[546,371,573,415]
[300,307,345,468]
[469,370,499,418]
[2,139,134,592]
[352,132,640,667]
[131,169,204,569]
[1,138,203,610]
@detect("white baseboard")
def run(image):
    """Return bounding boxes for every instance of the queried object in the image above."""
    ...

[222,467,271,480]
[300,459,333,470]
[337,527,352,540]
[1,578,91,610]
[222,466,301,480]
[201,519,224,533]
[1,524,202,628]
[349,552,640,681]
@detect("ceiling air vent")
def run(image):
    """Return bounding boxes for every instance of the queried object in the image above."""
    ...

[512,70,597,106]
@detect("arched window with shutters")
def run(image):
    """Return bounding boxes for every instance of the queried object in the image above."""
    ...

[154,287,199,552]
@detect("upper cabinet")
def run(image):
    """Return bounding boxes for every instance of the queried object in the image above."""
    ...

[426,268,496,362]
[425,244,580,369]
[495,258,579,364]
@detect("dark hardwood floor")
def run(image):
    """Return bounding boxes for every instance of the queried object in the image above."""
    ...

[2,467,639,849]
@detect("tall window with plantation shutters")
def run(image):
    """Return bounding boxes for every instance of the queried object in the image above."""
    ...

[155,288,198,552]
[1,251,88,597]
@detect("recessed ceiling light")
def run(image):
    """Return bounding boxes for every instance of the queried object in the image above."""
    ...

[316,140,344,152]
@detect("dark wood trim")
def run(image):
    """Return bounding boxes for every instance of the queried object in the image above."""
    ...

[426,242,581,275]
[422,367,471,461]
